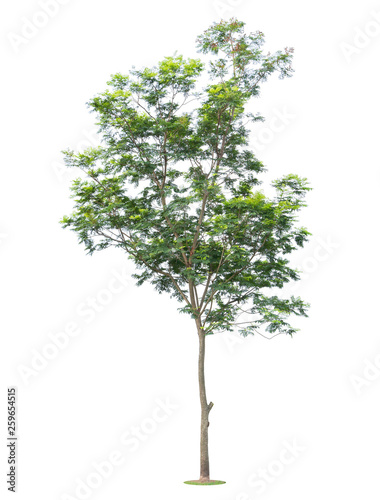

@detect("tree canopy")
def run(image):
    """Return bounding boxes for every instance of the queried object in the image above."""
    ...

[61,18,311,338]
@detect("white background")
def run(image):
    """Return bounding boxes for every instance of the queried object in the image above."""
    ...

[1,0,380,498]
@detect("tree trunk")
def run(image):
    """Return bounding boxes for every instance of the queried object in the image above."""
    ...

[197,324,213,482]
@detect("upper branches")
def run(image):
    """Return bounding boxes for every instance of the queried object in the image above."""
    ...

[60,18,310,338]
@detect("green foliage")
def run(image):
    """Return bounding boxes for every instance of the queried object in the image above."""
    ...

[60,18,311,337]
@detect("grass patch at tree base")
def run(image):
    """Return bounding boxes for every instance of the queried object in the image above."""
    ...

[184,480,226,485]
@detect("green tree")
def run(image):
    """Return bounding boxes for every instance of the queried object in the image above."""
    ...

[61,18,311,485]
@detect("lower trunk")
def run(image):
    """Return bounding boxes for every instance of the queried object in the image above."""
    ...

[198,325,213,482]
[200,405,210,480]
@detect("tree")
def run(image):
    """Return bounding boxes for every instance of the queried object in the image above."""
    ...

[60,18,311,485]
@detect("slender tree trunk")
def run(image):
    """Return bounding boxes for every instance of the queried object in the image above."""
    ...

[197,323,213,482]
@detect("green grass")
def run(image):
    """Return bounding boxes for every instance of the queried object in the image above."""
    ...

[184,480,226,485]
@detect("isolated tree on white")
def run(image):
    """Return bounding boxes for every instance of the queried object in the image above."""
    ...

[61,18,310,484]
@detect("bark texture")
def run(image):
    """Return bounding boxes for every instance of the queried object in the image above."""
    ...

[197,325,213,481]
